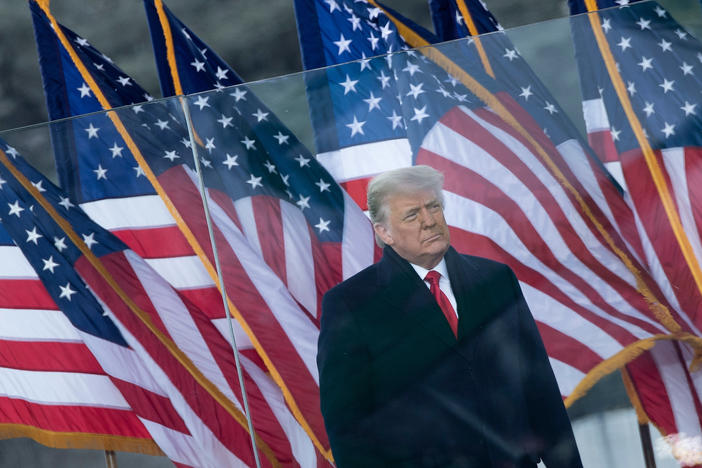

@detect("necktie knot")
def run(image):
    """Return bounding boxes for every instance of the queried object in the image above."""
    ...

[424,270,441,285]
[423,270,457,338]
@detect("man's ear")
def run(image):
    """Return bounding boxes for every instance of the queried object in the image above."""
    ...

[374,223,393,246]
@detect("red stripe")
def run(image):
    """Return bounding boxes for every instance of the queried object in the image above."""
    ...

[0,340,103,374]
[420,136,661,338]
[177,287,225,320]
[684,147,702,251]
[210,190,243,233]
[340,178,370,211]
[625,350,678,435]
[674,342,702,431]
[621,147,702,329]
[588,129,619,163]
[112,226,193,259]
[311,228,342,322]
[252,196,287,284]
[75,252,262,467]
[448,226,640,348]
[0,280,56,309]
[535,323,603,375]
[0,396,151,438]
[110,378,190,434]
[158,166,329,450]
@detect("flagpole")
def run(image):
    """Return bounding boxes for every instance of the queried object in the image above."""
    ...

[104,450,118,468]
[180,95,262,468]
[637,423,657,468]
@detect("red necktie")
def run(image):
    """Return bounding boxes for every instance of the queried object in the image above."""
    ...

[424,270,458,337]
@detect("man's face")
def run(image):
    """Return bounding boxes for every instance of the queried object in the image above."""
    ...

[374,190,450,269]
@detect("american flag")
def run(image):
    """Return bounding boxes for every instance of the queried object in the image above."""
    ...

[0,146,159,456]
[31,0,345,466]
[293,0,698,412]
[569,0,702,444]
[0,140,276,467]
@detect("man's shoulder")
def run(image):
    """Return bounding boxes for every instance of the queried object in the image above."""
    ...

[452,251,515,278]
[324,261,382,303]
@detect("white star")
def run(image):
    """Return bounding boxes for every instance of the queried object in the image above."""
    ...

[654,5,666,17]
[611,127,621,141]
[617,37,632,52]
[339,75,359,95]
[658,39,672,52]
[223,153,239,169]
[101,53,113,64]
[94,63,104,71]
[503,49,518,61]
[109,143,124,158]
[519,85,533,100]
[636,18,651,30]
[315,218,331,233]
[116,76,132,86]
[190,59,205,72]
[58,196,74,210]
[324,0,340,13]
[436,86,452,98]
[675,29,688,40]
[42,256,59,273]
[410,106,430,124]
[217,114,233,128]
[230,87,247,102]
[181,137,192,148]
[316,179,331,192]
[273,132,290,145]
[31,180,46,193]
[659,78,675,93]
[241,136,256,150]
[346,116,366,136]
[627,81,636,96]
[4,146,18,159]
[380,22,393,40]
[681,101,697,116]
[78,82,91,98]
[348,13,361,31]
[601,18,612,33]
[94,164,108,180]
[59,283,77,301]
[642,102,655,117]
[661,122,675,138]
[333,33,352,55]
[75,37,89,47]
[155,119,170,130]
[215,66,229,81]
[402,62,421,76]
[367,32,379,51]
[8,201,24,217]
[388,110,404,130]
[200,157,212,168]
[295,154,311,167]
[680,62,694,76]
[253,109,269,122]
[54,236,68,252]
[359,53,371,72]
[296,194,311,211]
[264,160,277,173]
[205,138,216,153]
[280,173,290,186]
[377,71,391,89]
[543,102,557,114]
[25,227,42,245]
[0,176,5,189]
[638,56,653,72]
[85,123,99,139]
[82,232,98,249]
[364,92,382,111]
[242,173,261,190]
[406,83,425,99]
[193,96,210,110]
[132,105,144,114]
[163,150,179,161]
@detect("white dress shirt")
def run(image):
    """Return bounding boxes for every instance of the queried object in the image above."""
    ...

[410,258,458,317]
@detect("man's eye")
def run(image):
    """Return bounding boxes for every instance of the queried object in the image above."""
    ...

[404,213,417,221]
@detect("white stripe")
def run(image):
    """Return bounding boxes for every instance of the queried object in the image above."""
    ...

[0,308,81,342]
[0,367,129,408]
[548,358,585,396]
[443,190,654,340]
[145,255,214,290]
[662,147,702,276]
[242,355,317,468]
[651,341,702,437]
[0,246,38,278]
[425,113,665,334]
[603,161,627,190]
[342,191,376,279]
[582,98,610,132]
[519,282,621,359]
[281,200,317,316]
[212,317,254,351]
[233,196,264,258]
[125,250,241,408]
[208,195,320,382]
[316,138,412,182]
[138,418,214,468]
[80,195,175,230]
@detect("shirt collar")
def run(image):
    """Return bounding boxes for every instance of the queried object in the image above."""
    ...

[410,258,449,281]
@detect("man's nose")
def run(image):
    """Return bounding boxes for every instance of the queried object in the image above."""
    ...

[419,208,437,227]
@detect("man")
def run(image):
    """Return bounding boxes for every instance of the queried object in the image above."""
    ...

[317,166,582,467]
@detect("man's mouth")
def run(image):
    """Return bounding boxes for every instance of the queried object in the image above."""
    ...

[423,233,442,243]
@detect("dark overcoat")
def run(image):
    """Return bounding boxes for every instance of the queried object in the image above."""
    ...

[317,246,582,467]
